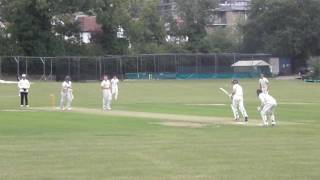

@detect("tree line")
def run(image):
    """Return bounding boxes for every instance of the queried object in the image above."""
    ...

[0,0,320,67]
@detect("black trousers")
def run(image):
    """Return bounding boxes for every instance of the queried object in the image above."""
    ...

[20,92,28,106]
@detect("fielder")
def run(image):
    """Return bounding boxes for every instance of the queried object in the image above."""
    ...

[259,74,269,94]
[230,79,248,122]
[101,75,112,110]
[18,74,30,108]
[111,75,119,100]
[60,76,74,110]
[257,89,277,127]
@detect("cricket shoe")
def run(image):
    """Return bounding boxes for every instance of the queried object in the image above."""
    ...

[244,117,248,122]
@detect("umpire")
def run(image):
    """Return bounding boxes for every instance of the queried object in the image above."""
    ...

[18,74,31,108]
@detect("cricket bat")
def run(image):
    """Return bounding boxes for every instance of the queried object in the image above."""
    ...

[220,88,234,111]
[70,92,74,100]
[219,88,230,97]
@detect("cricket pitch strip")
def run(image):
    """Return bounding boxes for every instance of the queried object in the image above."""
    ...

[22,107,301,128]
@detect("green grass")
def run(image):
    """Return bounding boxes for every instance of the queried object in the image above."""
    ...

[0,79,320,179]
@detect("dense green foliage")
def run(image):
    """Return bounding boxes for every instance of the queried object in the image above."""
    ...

[173,0,217,52]
[0,0,228,55]
[128,0,167,54]
[243,0,320,65]
[198,27,242,53]
[1,0,320,65]
[0,0,92,56]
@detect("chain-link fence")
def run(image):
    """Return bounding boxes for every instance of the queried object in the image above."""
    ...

[0,53,272,81]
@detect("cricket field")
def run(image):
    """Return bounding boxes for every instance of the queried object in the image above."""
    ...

[0,79,319,179]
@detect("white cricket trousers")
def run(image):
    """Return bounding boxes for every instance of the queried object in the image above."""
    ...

[262,87,269,94]
[103,90,112,110]
[60,92,73,109]
[261,103,277,125]
[231,96,248,120]
[112,87,118,100]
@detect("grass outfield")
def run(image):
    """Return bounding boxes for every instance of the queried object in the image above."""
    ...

[0,79,320,179]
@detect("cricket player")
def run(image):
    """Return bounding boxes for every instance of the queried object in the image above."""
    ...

[111,75,119,100]
[257,89,277,127]
[18,74,30,107]
[230,79,248,122]
[101,75,112,110]
[60,76,74,110]
[259,74,269,94]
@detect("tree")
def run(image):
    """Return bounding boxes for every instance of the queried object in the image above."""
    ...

[242,0,320,68]
[308,57,320,79]
[89,0,131,55]
[172,0,218,52]
[128,0,167,54]
[199,27,240,53]
[128,0,145,19]
[3,0,54,56]
[1,0,91,56]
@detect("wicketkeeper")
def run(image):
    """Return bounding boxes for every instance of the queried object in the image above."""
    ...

[257,89,277,127]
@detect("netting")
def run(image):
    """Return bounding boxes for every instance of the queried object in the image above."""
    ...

[0,53,271,81]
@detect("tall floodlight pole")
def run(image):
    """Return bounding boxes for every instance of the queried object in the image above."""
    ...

[14,57,20,78]
[0,57,2,78]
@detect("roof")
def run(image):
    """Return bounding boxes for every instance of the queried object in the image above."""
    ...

[77,16,102,33]
[231,60,270,67]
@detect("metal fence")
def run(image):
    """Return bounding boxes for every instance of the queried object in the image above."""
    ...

[0,53,272,81]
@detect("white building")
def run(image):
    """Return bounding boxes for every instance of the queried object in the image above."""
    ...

[158,0,177,19]
[76,16,102,44]
[210,0,251,28]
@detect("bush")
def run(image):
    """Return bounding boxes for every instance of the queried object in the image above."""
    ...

[308,57,320,79]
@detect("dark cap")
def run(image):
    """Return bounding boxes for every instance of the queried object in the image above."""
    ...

[232,79,239,84]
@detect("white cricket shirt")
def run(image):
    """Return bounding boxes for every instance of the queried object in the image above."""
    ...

[111,78,119,88]
[233,84,243,97]
[18,79,30,92]
[101,80,111,89]
[259,77,269,89]
[62,81,72,93]
[259,93,277,105]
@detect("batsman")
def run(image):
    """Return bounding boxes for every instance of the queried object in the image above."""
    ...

[60,76,74,110]
[230,79,249,122]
